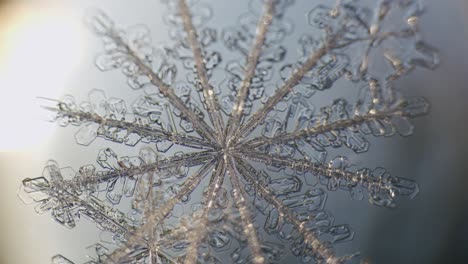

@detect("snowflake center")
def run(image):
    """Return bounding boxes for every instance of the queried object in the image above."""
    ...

[220,146,233,162]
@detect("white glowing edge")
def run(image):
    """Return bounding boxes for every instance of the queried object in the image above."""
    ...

[0,4,86,151]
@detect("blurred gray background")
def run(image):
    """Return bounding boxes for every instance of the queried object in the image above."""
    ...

[0,0,467,263]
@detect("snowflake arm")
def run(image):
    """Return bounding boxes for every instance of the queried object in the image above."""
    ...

[87,10,219,145]
[225,157,265,264]
[234,158,345,264]
[177,0,226,142]
[225,0,275,143]
[69,150,216,191]
[239,93,429,149]
[184,159,226,264]
[20,176,132,234]
[233,37,338,143]
[326,0,439,81]
[44,98,217,149]
[94,148,217,187]
[107,160,216,263]
[236,149,419,208]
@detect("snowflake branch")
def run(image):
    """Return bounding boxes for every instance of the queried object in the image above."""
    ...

[116,211,180,263]
[118,37,218,145]
[46,104,217,149]
[234,158,341,264]
[238,105,414,149]
[88,11,219,145]
[184,159,226,264]
[350,0,407,79]
[225,0,275,144]
[106,160,216,263]
[239,93,429,150]
[225,157,265,264]
[77,195,132,235]
[108,241,178,264]
[177,0,226,142]
[119,174,180,264]
[233,37,338,143]
[151,220,190,248]
[122,248,179,264]
[70,151,216,193]
[21,177,132,234]
[236,150,419,208]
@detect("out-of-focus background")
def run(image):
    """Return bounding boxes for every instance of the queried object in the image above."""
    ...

[0,0,467,263]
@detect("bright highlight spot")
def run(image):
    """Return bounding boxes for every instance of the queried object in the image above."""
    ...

[0,4,85,151]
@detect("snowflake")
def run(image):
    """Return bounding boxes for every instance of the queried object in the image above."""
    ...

[18,0,438,263]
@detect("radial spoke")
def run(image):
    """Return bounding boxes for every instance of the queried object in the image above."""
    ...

[236,149,420,208]
[22,177,132,234]
[225,157,265,264]
[234,158,341,264]
[76,195,132,234]
[122,170,181,264]
[45,104,217,149]
[184,159,226,264]
[177,0,226,142]
[148,249,179,264]
[236,149,378,187]
[233,45,333,143]
[111,245,179,264]
[233,39,338,143]
[225,0,275,144]
[89,12,219,144]
[70,151,217,192]
[121,37,218,145]
[238,93,428,149]
[107,160,216,263]
[238,111,394,149]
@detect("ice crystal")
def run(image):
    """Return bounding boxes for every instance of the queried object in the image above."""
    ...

[18,0,438,263]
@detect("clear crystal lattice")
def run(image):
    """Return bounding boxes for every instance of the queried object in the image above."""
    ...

[19,0,439,263]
